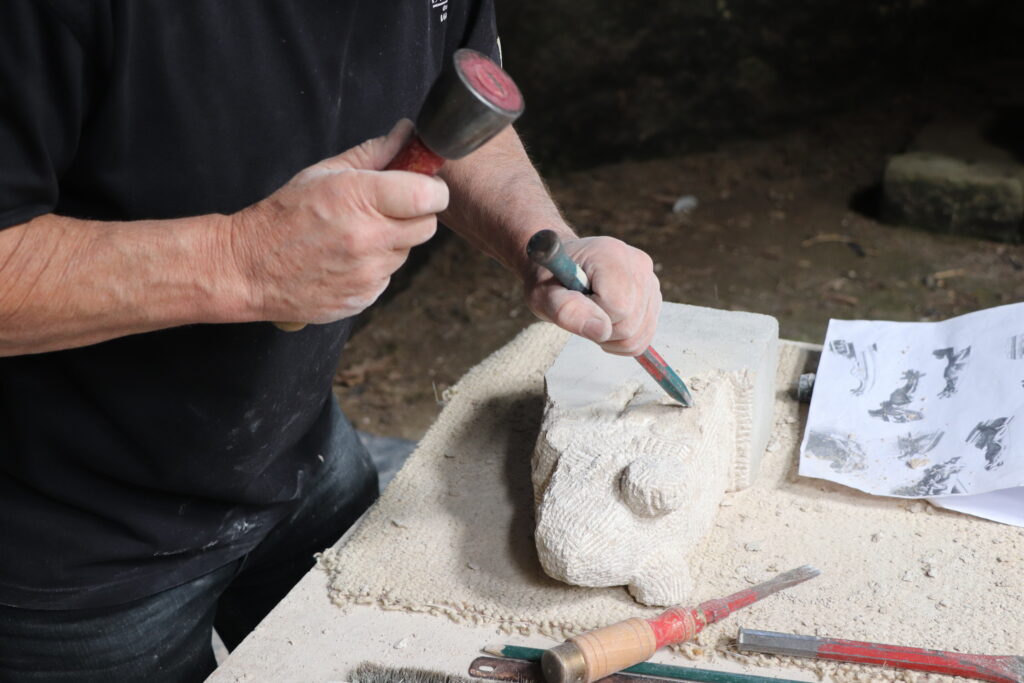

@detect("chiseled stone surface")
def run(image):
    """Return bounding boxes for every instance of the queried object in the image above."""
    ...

[532,303,778,605]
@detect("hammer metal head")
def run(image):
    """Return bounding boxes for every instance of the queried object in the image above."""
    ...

[417,49,524,160]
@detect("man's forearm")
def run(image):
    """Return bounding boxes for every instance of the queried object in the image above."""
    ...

[439,127,664,356]
[0,213,249,356]
[439,127,573,280]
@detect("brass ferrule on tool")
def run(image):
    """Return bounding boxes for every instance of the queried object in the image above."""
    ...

[542,617,658,683]
[541,642,588,683]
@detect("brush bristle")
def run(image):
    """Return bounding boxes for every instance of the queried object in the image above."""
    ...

[349,662,476,683]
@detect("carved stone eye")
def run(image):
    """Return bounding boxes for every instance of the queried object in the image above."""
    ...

[619,454,688,517]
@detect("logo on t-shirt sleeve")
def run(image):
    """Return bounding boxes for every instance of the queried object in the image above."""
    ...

[431,0,448,22]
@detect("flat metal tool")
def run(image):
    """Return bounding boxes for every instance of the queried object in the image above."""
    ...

[737,628,1024,683]
[526,229,694,407]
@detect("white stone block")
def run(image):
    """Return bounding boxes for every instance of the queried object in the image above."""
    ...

[531,303,778,605]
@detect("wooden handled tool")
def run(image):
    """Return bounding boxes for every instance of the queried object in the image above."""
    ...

[526,229,694,407]
[481,646,809,683]
[542,566,821,683]
[737,628,1024,683]
[353,656,807,683]
[275,48,524,332]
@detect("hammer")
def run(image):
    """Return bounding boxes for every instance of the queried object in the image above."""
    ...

[275,48,524,331]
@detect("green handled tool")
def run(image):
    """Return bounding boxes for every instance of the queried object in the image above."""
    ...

[526,229,694,407]
[480,645,808,683]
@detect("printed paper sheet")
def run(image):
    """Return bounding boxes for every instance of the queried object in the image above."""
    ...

[800,303,1024,524]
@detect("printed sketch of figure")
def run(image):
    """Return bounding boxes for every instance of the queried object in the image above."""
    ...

[829,339,878,396]
[932,346,970,398]
[804,431,868,474]
[891,457,965,497]
[868,370,925,423]
[896,430,944,463]
[966,417,1012,471]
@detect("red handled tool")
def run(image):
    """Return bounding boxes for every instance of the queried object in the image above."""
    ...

[737,628,1024,683]
[542,566,821,683]
[276,49,524,331]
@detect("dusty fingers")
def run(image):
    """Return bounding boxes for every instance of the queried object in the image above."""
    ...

[227,148,448,325]
[596,269,661,355]
[529,236,662,357]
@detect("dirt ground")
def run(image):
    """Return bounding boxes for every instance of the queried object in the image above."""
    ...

[335,92,1024,441]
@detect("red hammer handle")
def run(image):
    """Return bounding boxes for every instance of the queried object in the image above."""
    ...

[272,135,443,332]
[385,135,446,176]
[274,48,520,332]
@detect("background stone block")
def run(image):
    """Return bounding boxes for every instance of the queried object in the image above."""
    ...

[883,114,1024,243]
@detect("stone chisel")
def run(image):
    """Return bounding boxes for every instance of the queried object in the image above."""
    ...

[526,229,694,407]
[541,565,820,683]
[275,48,524,331]
[737,628,1024,683]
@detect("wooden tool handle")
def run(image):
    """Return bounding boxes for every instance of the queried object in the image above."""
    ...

[570,617,658,682]
[384,134,446,175]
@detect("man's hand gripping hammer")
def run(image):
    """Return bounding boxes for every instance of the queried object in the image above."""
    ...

[275,49,524,331]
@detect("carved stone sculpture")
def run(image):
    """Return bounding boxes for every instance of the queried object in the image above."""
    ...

[531,303,779,606]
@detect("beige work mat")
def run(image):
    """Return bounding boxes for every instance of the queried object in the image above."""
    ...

[320,323,1022,681]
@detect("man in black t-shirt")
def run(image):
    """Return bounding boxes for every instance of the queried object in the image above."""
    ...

[0,2,665,680]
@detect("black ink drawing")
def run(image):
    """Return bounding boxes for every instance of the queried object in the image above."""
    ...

[896,430,944,466]
[932,346,970,398]
[1010,334,1024,360]
[966,417,1012,471]
[805,431,868,474]
[868,370,925,423]
[829,339,878,396]
[891,457,965,497]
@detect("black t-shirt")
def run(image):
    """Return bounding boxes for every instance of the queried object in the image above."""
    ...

[0,0,498,609]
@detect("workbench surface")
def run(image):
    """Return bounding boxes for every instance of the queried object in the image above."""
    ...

[208,334,1021,682]
[207,541,820,683]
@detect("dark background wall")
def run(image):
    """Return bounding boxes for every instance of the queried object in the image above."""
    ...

[496,0,1024,170]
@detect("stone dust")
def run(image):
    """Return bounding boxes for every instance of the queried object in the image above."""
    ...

[320,323,1023,683]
